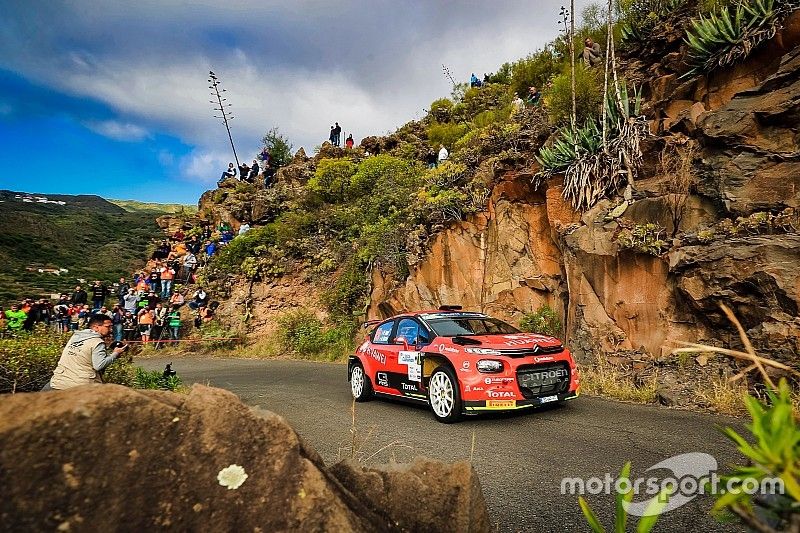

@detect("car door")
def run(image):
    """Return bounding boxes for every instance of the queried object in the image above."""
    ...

[391,318,428,398]
[368,320,395,392]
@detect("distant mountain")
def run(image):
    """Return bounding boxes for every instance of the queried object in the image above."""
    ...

[108,199,197,215]
[0,190,170,304]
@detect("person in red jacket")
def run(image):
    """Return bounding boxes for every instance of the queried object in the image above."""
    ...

[345,134,354,149]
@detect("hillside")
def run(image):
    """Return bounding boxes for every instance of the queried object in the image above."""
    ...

[179,1,799,408]
[109,198,197,215]
[0,191,169,304]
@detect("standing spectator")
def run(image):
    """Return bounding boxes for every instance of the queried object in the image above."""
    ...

[583,37,603,68]
[77,305,91,329]
[116,277,130,307]
[111,305,124,342]
[219,162,236,182]
[0,306,6,333]
[167,306,182,341]
[526,86,541,107]
[5,304,26,332]
[69,305,81,331]
[183,252,198,283]
[512,95,524,114]
[238,223,250,236]
[97,306,113,319]
[71,285,87,306]
[91,281,107,310]
[333,122,342,146]
[45,314,128,390]
[152,303,168,347]
[345,134,354,149]
[122,311,137,341]
[329,125,336,145]
[169,291,185,309]
[470,73,482,88]
[159,263,175,299]
[137,306,154,343]
[438,144,449,165]
[148,267,161,297]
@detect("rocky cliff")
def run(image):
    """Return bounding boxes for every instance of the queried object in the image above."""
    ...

[195,9,800,404]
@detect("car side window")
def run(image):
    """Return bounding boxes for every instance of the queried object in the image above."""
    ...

[396,318,431,346]
[372,320,394,345]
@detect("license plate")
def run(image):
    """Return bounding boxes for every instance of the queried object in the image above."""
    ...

[539,395,558,404]
[486,400,516,409]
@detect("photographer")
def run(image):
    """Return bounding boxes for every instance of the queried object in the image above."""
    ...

[44,314,128,390]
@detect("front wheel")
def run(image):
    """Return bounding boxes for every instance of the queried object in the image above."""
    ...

[350,362,373,402]
[428,366,462,423]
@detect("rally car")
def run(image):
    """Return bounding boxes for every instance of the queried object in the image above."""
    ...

[347,306,579,423]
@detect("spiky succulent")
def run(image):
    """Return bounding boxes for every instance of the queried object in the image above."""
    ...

[683,0,798,77]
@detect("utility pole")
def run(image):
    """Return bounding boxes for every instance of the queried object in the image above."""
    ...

[208,70,240,169]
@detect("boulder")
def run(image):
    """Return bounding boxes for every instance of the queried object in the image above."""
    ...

[0,385,488,532]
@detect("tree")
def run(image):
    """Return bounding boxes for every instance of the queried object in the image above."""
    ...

[260,127,293,169]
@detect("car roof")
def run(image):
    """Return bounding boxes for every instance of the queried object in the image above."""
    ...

[388,310,489,321]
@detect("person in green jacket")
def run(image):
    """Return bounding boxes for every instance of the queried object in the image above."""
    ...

[5,304,27,331]
[167,306,181,341]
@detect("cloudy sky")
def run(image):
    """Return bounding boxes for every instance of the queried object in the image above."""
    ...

[0,1,588,204]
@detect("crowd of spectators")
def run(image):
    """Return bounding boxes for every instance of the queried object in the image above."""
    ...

[0,221,237,344]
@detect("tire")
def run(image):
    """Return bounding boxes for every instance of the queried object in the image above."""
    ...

[350,362,373,402]
[427,366,462,423]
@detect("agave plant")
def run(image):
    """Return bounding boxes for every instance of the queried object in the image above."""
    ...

[620,0,688,45]
[683,0,797,77]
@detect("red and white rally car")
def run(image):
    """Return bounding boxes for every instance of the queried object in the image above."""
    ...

[347,306,579,423]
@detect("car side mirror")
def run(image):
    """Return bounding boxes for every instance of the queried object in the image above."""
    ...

[393,337,410,350]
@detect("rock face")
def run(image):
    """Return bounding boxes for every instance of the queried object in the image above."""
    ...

[0,385,489,532]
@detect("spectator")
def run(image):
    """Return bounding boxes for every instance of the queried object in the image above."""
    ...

[188,287,209,310]
[238,223,250,236]
[78,305,91,329]
[219,162,236,182]
[116,277,130,307]
[169,291,185,309]
[183,252,198,282]
[111,305,124,342]
[123,288,138,314]
[512,95,524,114]
[5,304,26,332]
[426,151,438,169]
[195,302,217,328]
[0,306,6,333]
[186,235,201,255]
[159,263,175,299]
[239,162,251,183]
[583,37,603,68]
[248,159,260,181]
[91,281,107,310]
[69,305,81,331]
[146,291,161,310]
[45,314,128,390]
[152,303,168,347]
[526,86,541,107]
[137,306,154,343]
[260,147,271,164]
[70,285,87,306]
[438,144,449,165]
[167,306,182,341]
[122,311,137,341]
[148,267,161,297]
[345,134,354,149]
[333,122,342,146]
[470,73,482,88]
[97,306,113,319]
[173,228,185,242]
[329,125,336,145]
[205,240,218,258]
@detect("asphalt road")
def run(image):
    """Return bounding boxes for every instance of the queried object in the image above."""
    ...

[141,357,746,533]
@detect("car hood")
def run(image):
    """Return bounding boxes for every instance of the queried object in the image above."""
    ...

[450,333,563,352]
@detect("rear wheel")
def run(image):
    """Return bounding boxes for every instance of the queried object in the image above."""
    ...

[428,366,462,423]
[350,362,373,402]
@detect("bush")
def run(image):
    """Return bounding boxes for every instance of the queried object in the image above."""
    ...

[509,46,562,97]
[212,225,277,273]
[428,98,454,122]
[543,65,603,126]
[426,122,469,150]
[276,309,356,361]
[308,158,358,202]
[0,329,67,392]
[615,223,668,256]
[519,305,563,337]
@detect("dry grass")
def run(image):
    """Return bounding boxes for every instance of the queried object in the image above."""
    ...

[578,359,659,404]
[694,375,748,416]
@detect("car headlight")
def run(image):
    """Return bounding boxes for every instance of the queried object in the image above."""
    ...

[477,359,504,373]
[465,347,502,355]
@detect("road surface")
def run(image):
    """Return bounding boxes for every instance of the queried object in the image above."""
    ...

[141,357,746,532]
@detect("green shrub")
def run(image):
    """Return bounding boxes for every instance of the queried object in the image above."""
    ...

[261,127,294,169]
[544,65,603,126]
[308,158,358,202]
[615,223,668,256]
[519,305,563,337]
[458,83,513,121]
[0,329,67,392]
[276,309,356,361]
[130,366,183,391]
[427,122,469,150]
[322,258,370,318]
[212,225,277,273]
[509,46,562,97]
[428,98,454,122]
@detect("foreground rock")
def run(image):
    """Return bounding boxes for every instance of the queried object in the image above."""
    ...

[0,385,488,532]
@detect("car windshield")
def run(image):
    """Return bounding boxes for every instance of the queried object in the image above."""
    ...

[426,317,519,337]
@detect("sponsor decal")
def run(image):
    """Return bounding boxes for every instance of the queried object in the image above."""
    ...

[464,385,470,392]
[486,400,516,409]
[401,382,418,391]
[438,343,459,354]
[471,386,484,391]
[487,390,515,399]
[407,363,421,382]
[534,356,555,363]
[358,341,369,352]
[484,377,513,385]
[398,351,419,365]
[377,372,389,387]
[361,346,385,364]
[461,360,470,371]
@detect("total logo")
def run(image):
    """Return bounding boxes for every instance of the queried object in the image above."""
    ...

[487,390,515,399]
[401,382,418,391]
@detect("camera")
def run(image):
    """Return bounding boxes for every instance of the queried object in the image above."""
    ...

[110,341,127,350]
